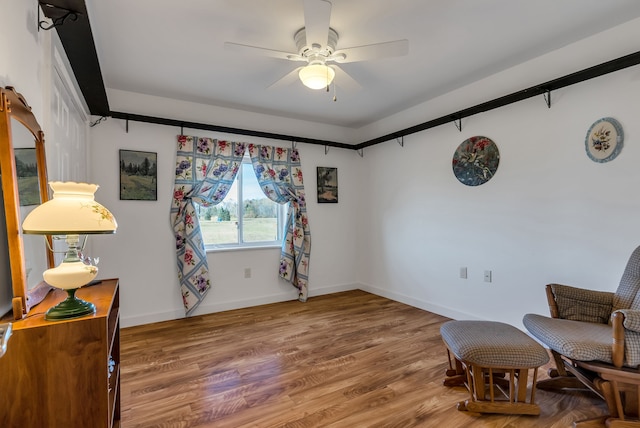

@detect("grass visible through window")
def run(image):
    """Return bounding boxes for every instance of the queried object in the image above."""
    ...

[200,218,279,245]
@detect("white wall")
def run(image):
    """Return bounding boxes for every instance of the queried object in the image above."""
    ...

[92,18,640,329]
[0,1,45,120]
[5,2,640,332]
[89,102,362,326]
[2,2,362,327]
[357,58,640,329]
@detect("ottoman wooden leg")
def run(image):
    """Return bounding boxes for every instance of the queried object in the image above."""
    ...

[517,368,529,403]
[456,364,541,415]
[443,350,467,387]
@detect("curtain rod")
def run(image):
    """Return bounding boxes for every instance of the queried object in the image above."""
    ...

[108,111,354,150]
[356,50,640,149]
[109,50,640,152]
[354,51,640,150]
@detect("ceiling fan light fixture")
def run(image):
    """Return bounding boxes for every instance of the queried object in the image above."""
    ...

[299,64,335,90]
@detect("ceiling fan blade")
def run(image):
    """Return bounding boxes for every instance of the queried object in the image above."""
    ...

[330,65,361,91]
[332,39,409,63]
[224,42,304,62]
[303,0,332,47]
[267,67,304,89]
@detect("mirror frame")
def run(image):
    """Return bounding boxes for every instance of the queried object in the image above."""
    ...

[0,86,53,320]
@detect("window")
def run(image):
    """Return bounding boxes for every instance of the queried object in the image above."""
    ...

[196,155,287,249]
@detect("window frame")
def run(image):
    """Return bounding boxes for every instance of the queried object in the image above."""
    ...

[201,155,287,252]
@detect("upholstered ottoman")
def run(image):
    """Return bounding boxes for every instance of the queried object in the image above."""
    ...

[440,320,550,415]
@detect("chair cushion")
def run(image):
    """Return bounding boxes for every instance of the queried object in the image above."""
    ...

[549,283,613,323]
[523,313,613,364]
[440,320,549,368]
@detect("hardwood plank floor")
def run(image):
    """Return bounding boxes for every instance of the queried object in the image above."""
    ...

[120,290,607,427]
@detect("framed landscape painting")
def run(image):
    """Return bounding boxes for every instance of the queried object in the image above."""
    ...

[120,149,157,200]
[317,167,338,203]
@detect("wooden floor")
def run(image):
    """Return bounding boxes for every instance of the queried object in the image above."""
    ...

[120,290,607,427]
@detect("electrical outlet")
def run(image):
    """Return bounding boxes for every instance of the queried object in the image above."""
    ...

[244,268,251,278]
[484,270,492,283]
[459,267,467,279]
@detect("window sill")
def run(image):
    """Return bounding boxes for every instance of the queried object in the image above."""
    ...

[205,244,281,254]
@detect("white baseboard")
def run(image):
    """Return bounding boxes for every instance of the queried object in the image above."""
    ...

[357,283,483,321]
[309,282,358,297]
[121,309,184,328]
[121,282,359,328]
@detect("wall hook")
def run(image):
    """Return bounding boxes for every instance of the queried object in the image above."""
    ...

[543,89,552,108]
[180,124,184,135]
[453,118,463,132]
[292,140,297,150]
[38,3,80,31]
[357,148,364,158]
[397,136,404,147]
[125,117,129,133]
[324,145,330,155]
[89,116,107,128]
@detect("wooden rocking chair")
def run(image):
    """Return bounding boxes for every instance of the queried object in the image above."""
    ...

[523,245,640,427]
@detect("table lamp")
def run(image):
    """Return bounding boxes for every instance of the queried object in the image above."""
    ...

[22,182,117,321]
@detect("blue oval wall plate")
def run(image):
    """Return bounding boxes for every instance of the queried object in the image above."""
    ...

[585,117,624,163]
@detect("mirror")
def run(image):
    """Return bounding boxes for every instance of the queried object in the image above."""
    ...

[14,123,49,291]
[0,87,52,320]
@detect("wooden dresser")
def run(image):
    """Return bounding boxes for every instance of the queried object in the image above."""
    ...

[0,278,120,428]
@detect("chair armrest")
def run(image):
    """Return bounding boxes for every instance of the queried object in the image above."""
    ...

[614,309,640,333]
[547,283,614,323]
[611,311,626,368]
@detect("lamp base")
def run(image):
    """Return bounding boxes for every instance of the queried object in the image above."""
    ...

[45,288,96,321]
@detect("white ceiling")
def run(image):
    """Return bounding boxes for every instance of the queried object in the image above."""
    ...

[86,0,640,129]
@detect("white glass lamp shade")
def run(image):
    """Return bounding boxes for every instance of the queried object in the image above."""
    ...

[299,64,335,90]
[22,181,117,235]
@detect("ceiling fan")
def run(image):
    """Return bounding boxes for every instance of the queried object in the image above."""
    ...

[224,0,409,93]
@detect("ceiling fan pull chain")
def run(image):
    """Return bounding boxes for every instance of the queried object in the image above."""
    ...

[326,65,330,92]
[331,70,337,102]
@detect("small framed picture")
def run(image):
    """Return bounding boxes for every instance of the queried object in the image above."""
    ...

[120,149,157,200]
[14,148,40,206]
[317,167,338,203]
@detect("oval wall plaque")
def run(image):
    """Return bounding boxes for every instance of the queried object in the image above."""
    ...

[585,117,623,163]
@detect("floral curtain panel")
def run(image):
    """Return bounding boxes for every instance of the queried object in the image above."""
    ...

[170,136,312,314]
[248,144,311,301]
[170,136,245,314]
